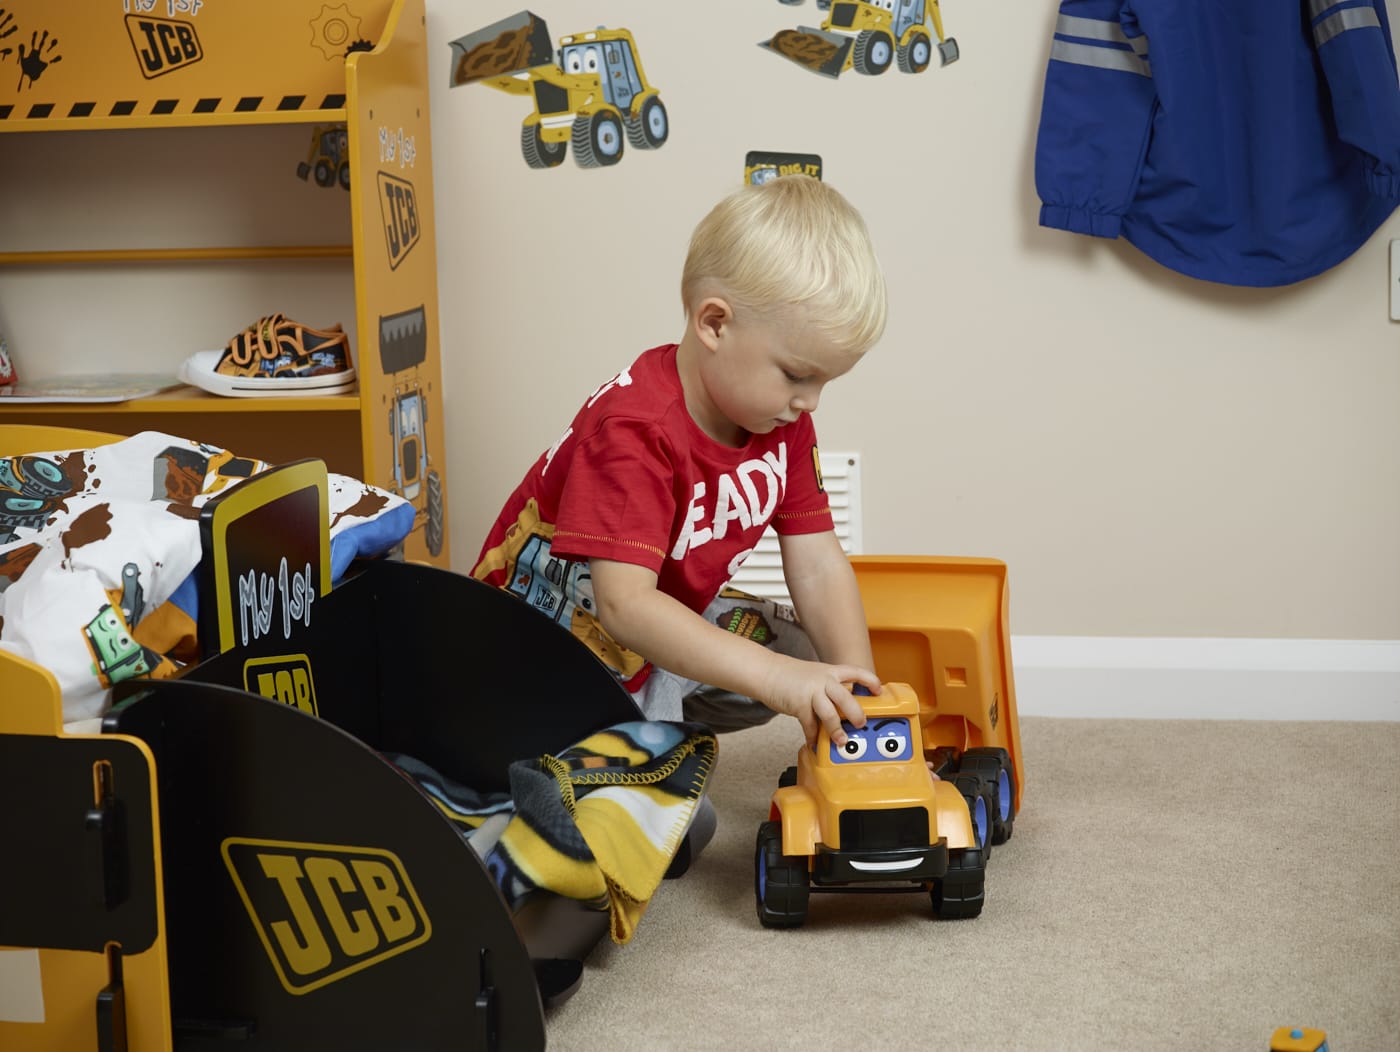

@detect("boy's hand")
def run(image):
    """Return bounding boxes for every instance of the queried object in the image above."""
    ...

[763,655,880,749]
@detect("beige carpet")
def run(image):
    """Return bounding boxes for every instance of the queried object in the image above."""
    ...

[545,715,1400,1051]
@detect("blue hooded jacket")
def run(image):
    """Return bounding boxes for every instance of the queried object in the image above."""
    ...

[1035,0,1400,287]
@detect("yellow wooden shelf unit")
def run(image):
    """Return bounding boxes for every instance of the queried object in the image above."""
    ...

[0,0,450,564]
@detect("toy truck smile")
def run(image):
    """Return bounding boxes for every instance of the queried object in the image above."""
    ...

[849,856,926,873]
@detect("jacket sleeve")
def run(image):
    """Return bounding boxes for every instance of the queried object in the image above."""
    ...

[1034,0,1158,239]
[1310,0,1400,197]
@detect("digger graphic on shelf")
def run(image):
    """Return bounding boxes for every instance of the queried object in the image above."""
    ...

[763,0,958,78]
[379,306,445,557]
[296,123,351,190]
[448,10,668,169]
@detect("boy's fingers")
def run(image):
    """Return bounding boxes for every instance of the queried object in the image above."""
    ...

[850,669,882,697]
[830,676,870,727]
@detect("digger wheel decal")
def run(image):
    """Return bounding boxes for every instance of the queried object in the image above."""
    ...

[521,123,565,168]
[625,96,667,149]
[573,110,623,168]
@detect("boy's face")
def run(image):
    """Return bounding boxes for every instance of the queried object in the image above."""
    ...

[696,303,861,446]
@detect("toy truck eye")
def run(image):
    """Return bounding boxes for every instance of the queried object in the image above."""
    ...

[877,733,908,757]
[838,737,867,759]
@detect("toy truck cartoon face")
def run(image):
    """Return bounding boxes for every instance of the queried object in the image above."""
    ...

[771,683,977,883]
[82,604,152,686]
[558,33,645,113]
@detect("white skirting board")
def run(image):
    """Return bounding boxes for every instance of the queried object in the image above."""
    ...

[1010,637,1400,721]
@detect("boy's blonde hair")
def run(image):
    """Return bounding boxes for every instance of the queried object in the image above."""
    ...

[681,175,887,356]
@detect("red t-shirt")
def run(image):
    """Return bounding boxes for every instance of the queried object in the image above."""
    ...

[472,344,833,686]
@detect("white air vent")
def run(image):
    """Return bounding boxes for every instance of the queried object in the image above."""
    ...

[727,451,862,607]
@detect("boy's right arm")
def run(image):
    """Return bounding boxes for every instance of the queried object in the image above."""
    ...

[589,558,875,747]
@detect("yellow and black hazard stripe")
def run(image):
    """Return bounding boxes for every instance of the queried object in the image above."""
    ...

[0,93,347,121]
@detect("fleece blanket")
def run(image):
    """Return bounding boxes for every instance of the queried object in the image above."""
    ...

[388,720,718,944]
[0,431,413,723]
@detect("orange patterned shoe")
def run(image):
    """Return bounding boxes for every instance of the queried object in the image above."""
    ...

[179,313,356,397]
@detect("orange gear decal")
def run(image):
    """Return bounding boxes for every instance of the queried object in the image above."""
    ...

[309,3,361,61]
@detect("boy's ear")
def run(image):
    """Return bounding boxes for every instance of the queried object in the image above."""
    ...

[693,297,733,351]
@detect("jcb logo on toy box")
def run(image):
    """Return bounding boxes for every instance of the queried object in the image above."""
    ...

[243,654,318,716]
[223,838,432,995]
[125,15,203,79]
[377,172,421,270]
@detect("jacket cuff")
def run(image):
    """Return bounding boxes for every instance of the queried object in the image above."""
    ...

[1039,204,1123,239]
[1366,167,1400,199]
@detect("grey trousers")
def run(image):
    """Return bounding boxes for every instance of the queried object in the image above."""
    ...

[628,589,817,731]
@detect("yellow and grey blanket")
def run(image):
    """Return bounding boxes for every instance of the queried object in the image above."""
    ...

[388,720,717,944]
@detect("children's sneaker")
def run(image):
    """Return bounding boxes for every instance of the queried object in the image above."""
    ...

[179,313,356,397]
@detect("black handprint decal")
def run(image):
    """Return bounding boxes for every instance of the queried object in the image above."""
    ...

[17,26,60,91]
[0,10,18,63]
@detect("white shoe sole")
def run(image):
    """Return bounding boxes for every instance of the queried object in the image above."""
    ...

[179,349,357,398]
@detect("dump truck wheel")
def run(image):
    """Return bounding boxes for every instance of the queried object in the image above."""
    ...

[952,772,995,863]
[778,765,797,788]
[573,111,624,168]
[931,847,985,919]
[959,747,1016,845]
[898,28,932,73]
[755,820,809,928]
[852,30,893,75]
[521,124,565,169]
[625,96,668,150]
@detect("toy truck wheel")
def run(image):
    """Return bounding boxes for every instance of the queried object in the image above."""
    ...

[625,96,668,150]
[778,765,797,788]
[755,820,809,928]
[931,847,985,920]
[314,159,335,187]
[573,110,624,168]
[897,28,932,73]
[852,30,894,75]
[521,124,566,169]
[425,470,445,557]
[951,772,995,863]
[958,748,1016,845]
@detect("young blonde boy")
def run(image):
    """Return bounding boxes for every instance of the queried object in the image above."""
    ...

[472,175,887,749]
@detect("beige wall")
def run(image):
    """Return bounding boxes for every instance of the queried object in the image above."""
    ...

[427,0,1400,641]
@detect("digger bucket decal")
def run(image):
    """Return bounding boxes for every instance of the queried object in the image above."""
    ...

[762,0,959,80]
[447,9,670,171]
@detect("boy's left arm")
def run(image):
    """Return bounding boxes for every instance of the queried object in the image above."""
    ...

[778,529,877,674]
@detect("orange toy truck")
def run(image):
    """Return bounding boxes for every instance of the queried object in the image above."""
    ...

[755,556,1023,927]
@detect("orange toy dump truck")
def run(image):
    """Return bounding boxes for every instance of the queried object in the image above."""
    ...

[755,556,1023,927]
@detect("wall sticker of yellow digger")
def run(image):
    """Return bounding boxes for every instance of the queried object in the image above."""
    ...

[763,0,958,79]
[448,10,668,170]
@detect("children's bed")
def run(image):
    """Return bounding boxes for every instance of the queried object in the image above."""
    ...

[0,424,714,1052]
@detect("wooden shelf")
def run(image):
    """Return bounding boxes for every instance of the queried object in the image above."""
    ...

[0,387,360,415]
[0,108,348,134]
[0,0,448,563]
[0,246,354,266]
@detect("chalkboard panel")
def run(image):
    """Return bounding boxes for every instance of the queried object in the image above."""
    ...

[198,460,331,659]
